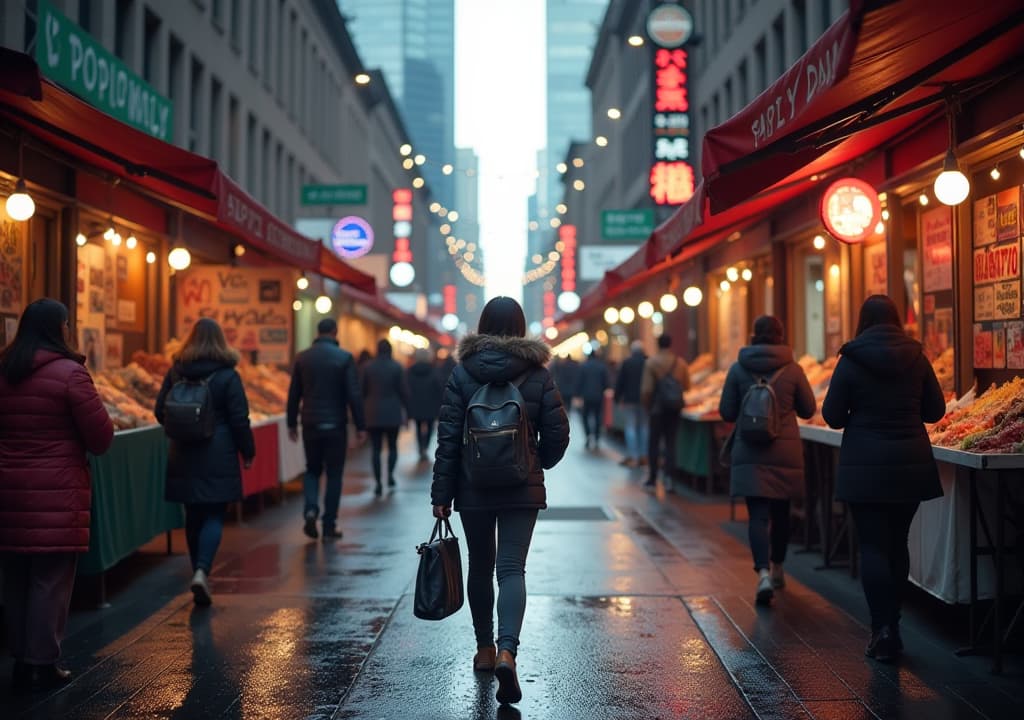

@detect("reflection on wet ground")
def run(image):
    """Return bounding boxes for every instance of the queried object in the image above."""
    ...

[2,423,1022,718]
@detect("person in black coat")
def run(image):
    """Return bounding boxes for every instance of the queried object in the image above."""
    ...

[431,297,569,706]
[287,318,367,540]
[614,341,648,466]
[363,339,409,495]
[822,295,946,662]
[154,318,255,606]
[405,348,444,461]
[577,350,610,449]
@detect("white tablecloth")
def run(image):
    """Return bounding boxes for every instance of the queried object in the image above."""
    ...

[274,416,307,483]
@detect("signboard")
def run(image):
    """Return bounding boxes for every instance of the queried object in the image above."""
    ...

[301,184,367,205]
[601,209,655,240]
[921,207,953,292]
[973,240,1021,321]
[35,0,173,141]
[996,187,1020,242]
[217,175,320,267]
[559,224,577,293]
[820,177,879,244]
[579,246,637,282]
[177,266,293,364]
[390,189,415,287]
[863,242,886,297]
[974,195,998,247]
[646,4,693,48]
[330,216,374,259]
[649,11,694,208]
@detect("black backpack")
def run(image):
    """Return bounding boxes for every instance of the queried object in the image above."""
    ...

[736,367,785,445]
[162,372,217,442]
[462,372,534,488]
[651,359,684,414]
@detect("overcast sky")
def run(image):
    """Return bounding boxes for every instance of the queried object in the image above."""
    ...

[454,0,546,304]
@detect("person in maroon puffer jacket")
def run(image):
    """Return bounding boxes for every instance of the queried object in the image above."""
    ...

[0,298,114,693]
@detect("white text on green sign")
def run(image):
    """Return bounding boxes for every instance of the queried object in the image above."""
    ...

[602,209,655,240]
[301,185,367,205]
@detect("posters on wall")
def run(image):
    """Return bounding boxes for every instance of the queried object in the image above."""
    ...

[77,243,107,371]
[1006,321,1024,370]
[921,207,953,292]
[974,324,993,369]
[0,219,26,345]
[973,188,1024,369]
[863,242,887,297]
[176,266,293,364]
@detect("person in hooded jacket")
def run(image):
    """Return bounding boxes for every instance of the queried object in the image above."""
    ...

[431,296,569,706]
[577,349,611,449]
[822,295,945,663]
[155,318,255,606]
[363,338,409,495]
[0,299,114,692]
[405,348,444,461]
[719,316,816,606]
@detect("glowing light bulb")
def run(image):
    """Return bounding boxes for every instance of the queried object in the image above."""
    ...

[168,247,191,270]
[603,307,619,324]
[637,301,654,319]
[812,234,826,250]
[660,293,679,312]
[682,287,703,307]
[296,275,310,290]
[75,233,87,247]
[4,180,34,221]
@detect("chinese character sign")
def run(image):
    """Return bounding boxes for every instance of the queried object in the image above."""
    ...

[651,47,694,206]
[559,225,577,293]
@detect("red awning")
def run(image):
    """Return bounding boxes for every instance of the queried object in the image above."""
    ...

[702,0,1024,213]
[0,53,374,291]
[340,285,441,342]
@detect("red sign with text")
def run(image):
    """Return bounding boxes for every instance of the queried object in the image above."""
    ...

[651,48,694,206]
[559,224,577,292]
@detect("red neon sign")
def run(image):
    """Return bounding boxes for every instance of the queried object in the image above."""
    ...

[392,188,413,262]
[651,47,694,206]
[559,224,577,293]
[543,290,556,327]
[820,177,880,245]
[443,284,457,314]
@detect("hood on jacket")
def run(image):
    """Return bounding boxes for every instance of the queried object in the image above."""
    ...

[174,358,236,379]
[738,344,794,376]
[457,334,550,384]
[839,324,922,376]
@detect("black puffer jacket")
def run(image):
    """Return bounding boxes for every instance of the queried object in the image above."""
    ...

[431,335,570,512]
[406,361,444,421]
[822,324,946,504]
[155,359,256,504]
[286,337,365,431]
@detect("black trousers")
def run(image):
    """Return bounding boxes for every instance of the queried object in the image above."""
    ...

[745,497,791,571]
[648,411,680,482]
[369,427,399,484]
[582,398,603,441]
[414,419,435,455]
[849,501,919,632]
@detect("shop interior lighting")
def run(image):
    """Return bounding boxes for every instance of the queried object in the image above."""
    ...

[233,243,245,257]
[874,221,885,235]
[725,266,739,283]
[125,235,138,250]
[637,300,655,319]
[145,251,156,264]
[110,232,122,247]
[75,232,87,247]
[933,100,970,206]
[167,246,191,271]
[607,108,622,120]
[296,274,310,290]
[604,307,620,324]
[990,165,1001,181]
[881,209,890,221]
[619,306,635,324]
[741,268,753,282]
[919,192,930,206]
[5,178,35,221]
[627,35,645,47]
[659,293,679,312]
[292,300,303,311]
[682,286,703,307]
[812,234,827,250]
[830,263,841,279]
[314,295,332,314]
[719,279,731,292]
[651,312,664,324]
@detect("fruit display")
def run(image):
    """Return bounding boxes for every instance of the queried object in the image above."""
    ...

[929,377,1024,452]
[931,347,955,393]
[237,362,291,416]
[683,354,724,419]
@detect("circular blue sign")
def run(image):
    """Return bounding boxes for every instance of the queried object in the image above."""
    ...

[331,216,374,259]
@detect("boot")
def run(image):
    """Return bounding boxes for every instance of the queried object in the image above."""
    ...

[373,479,382,497]
[473,645,497,672]
[190,568,212,606]
[865,626,898,662]
[494,649,522,704]
[303,511,319,539]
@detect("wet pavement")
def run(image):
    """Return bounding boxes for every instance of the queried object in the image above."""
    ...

[2,420,1022,719]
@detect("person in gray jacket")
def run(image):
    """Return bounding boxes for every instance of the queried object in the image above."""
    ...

[719,316,815,606]
[363,339,409,496]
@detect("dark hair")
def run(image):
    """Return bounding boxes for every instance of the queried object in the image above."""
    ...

[0,298,83,384]
[751,315,784,345]
[478,296,526,338]
[176,317,240,366]
[657,334,672,349]
[856,295,901,336]
[377,338,392,356]
[317,318,337,335]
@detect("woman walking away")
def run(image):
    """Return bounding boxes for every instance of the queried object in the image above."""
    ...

[0,299,114,692]
[155,318,255,606]
[719,316,815,606]
[431,297,570,706]
[405,348,444,462]
[363,339,409,495]
[822,295,945,662]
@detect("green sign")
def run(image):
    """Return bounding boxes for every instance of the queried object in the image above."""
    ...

[35,0,173,141]
[301,184,368,205]
[602,209,656,240]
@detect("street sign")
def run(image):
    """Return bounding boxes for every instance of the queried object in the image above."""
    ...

[301,184,367,205]
[601,209,655,240]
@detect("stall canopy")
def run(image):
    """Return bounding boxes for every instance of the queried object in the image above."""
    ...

[339,285,446,345]
[0,50,374,292]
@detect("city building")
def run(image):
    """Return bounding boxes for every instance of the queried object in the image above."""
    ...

[450,146,482,331]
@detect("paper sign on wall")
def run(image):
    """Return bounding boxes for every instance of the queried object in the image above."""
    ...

[921,207,953,292]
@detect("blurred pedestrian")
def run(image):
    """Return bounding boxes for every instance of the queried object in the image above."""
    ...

[406,348,444,461]
[614,340,648,467]
[642,334,690,490]
[578,348,611,449]
[155,318,255,606]
[719,316,816,605]
[363,339,409,496]
[0,299,114,693]
[287,318,367,540]
[553,354,580,409]
[822,295,945,662]
[431,296,569,706]
[436,348,457,386]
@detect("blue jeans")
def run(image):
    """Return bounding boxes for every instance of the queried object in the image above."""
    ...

[185,503,226,574]
[303,426,348,528]
[460,509,539,655]
[621,403,649,461]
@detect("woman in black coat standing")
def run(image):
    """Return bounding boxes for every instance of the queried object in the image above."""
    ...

[719,316,816,606]
[155,318,255,606]
[431,297,569,706]
[363,339,409,495]
[822,295,946,662]
[405,348,444,461]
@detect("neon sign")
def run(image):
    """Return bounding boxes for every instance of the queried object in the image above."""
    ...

[820,178,880,244]
[650,45,695,206]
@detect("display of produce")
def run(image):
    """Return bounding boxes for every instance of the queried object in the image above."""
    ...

[683,353,725,419]
[931,347,955,393]
[929,377,1024,452]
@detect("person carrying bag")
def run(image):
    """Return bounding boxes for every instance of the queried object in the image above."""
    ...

[414,518,464,621]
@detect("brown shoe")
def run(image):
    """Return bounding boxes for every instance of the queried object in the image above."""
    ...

[473,645,496,672]
[494,649,522,704]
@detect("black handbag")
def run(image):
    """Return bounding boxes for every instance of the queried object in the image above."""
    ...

[413,518,464,621]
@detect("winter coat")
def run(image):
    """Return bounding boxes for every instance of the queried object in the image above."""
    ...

[641,349,691,411]
[554,358,581,400]
[822,324,946,504]
[614,350,647,404]
[362,355,409,429]
[286,337,365,431]
[155,358,256,504]
[719,345,816,499]
[577,356,611,403]
[405,361,444,421]
[431,335,570,512]
[0,351,114,553]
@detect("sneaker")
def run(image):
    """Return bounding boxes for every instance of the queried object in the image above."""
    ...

[755,571,773,606]
[322,526,343,540]
[303,512,319,539]
[494,649,522,704]
[771,563,786,589]
[190,569,212,606]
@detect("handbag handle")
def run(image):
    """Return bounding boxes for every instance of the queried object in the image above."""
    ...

[419,517,456,553]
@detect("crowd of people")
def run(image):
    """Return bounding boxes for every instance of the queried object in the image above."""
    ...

[0,293,947,701]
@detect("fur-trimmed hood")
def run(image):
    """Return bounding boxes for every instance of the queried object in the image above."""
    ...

[457,334,550,385]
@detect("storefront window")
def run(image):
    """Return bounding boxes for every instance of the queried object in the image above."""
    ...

[0,217,28,346]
